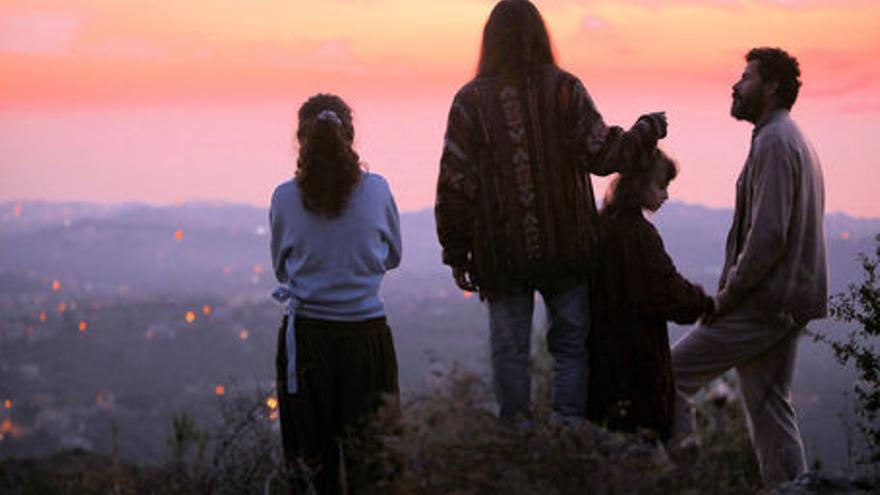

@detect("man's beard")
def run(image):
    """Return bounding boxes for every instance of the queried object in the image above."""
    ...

[730,91,764,122]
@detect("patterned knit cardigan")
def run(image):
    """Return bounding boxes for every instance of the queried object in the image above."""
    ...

[435,65,662,296]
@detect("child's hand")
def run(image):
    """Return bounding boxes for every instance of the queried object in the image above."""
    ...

[701,297,721,326]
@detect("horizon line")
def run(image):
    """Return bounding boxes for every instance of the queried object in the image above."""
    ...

[2,198,877,222]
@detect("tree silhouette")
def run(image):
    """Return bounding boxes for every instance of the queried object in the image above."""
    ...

[823,233,880,463]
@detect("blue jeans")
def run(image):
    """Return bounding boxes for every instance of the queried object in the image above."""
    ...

[487,282,590,421]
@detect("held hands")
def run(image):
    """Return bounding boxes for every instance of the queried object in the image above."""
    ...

[701,296,722,326]
[452,265,478,293]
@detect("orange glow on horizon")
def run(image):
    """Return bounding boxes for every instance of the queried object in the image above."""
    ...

[1,0,877,107]
[1,1,879,217]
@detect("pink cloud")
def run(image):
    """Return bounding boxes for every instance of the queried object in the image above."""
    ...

[798,48,880,99]
[0,12,80,56]
[838,101,880,115]
[757,0,879,11]
[256,39,374,76]
[807,76,877,99]
[85,39,168,61]
[581,15,608,30]
[570,0,876,10]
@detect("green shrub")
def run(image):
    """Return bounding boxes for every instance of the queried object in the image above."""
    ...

[818,233,880,464]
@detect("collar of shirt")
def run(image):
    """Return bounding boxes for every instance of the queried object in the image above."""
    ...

[752,109,790,140]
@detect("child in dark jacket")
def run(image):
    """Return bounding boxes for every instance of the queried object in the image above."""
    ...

[587,149,714,441]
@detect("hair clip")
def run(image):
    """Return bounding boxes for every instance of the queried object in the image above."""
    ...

[316,109,342,126]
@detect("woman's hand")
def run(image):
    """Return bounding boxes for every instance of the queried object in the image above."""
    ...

[647,112,669,139]
[452,266,478,292]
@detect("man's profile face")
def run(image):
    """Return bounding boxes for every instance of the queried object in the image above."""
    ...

[731,60,767,123]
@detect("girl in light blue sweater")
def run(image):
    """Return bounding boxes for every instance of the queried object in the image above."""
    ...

[269,93,401,494]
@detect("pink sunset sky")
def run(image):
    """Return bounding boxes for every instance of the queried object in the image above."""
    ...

[1,0,879,217]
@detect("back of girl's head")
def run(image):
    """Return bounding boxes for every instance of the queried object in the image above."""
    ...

[477,0,556,77]
[602,149,678,215]
[295,93,362,217]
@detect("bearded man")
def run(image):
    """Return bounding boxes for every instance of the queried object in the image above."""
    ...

[671,47,827,486]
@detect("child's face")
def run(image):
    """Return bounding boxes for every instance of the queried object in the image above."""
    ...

[641,166,670,212]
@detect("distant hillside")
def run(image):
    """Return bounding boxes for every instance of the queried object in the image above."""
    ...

[1,200,877,295]
[0,200,878,468]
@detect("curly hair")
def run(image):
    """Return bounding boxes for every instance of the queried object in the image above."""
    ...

[295,93,362,218]
[477,0,556,77]
[602,149,678,216]
[746,47,802,110]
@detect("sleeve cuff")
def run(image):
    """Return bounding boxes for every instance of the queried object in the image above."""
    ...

[442,250,469,268]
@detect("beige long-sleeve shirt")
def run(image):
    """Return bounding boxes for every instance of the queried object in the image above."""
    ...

[717,109,828,326]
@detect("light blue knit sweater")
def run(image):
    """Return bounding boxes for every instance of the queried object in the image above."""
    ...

[270,172,402,321]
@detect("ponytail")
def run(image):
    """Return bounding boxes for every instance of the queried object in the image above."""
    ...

[295,94,362,218]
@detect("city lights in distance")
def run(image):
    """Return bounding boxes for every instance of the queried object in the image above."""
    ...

[13,203,22,218]
[78,321,88,332]
[252,264,263,275]
[266,395,279,421]
[174,229,184,241]
[3,400,11,410]
[38,312,47,323]
[238,329,250,340]
[202,304,212,316]
[841,231,850,240]
[215,385,225,396]
[51,280,61,291]
[57,302,67,313]
[185,311,196,324]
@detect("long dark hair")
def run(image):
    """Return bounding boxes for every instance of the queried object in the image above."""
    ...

[602,149,678,216]
[476,0,556,78]
[295,93,362,218]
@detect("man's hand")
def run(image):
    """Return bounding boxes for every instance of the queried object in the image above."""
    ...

[452,266,477,292]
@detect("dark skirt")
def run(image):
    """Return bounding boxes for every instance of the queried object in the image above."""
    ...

[276,315,399,494]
